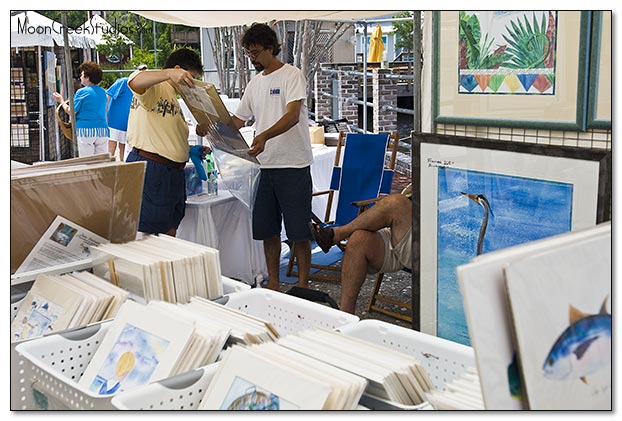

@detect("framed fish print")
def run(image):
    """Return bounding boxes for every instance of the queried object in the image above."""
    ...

[432,11,591,130]
[587,11,611,129]
[412,132,611,343]
[504,226,611,409]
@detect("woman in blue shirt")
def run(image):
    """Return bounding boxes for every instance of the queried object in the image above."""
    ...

[54,61,109,157]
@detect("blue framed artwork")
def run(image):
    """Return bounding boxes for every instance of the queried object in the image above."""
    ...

[433,11,591,130]
[412,133,611,342]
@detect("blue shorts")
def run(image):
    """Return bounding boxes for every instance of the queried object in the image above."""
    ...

[126,149,186,234]
[252,167,312,242]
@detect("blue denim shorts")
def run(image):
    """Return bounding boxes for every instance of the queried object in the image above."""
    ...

[252,167,312,242]
[127,149,186,234]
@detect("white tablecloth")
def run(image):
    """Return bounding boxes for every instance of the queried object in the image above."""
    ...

[177,190,265,285]
[177,146,338,284]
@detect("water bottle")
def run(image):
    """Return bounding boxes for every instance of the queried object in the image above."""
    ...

[205,153,218,196]
[207,172,218,196]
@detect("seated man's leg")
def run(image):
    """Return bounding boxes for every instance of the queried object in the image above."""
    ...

[340,230,385,314]
[333,193,412,244]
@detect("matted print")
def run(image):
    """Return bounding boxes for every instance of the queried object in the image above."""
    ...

[458,11,557,95]
[504,229,611,409]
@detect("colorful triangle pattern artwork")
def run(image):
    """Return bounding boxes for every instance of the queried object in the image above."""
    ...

[458,71,555,95]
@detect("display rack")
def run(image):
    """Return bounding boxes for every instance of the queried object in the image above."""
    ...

[10,48,43,164]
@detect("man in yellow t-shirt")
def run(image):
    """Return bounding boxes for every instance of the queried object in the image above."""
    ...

[126,48,209,236]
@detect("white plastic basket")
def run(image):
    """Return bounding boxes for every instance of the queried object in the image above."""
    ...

[221,276,251,294]
[218,288,359,335]
[14,321,115,410]
[338,319,477,410]
[11,293,26,323]
[111,363,219,410]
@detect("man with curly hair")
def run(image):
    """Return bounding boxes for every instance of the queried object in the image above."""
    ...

[232,23,314,290]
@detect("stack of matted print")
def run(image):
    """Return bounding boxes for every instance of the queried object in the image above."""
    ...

[92,234,223,304]
[199,344,367,410]
[457,222,611,410]
[275,328,434,406]
[11,270,129,342]
[66,295,282,397]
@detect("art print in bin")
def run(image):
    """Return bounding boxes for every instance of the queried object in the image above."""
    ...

[13,295,62,341]
[89,323,170,395]
[222,378,293,410]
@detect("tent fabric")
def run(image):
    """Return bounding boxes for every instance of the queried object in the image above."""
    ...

[78,15,134,46]
[11,11,97,48]
[132,10,398,28]
[368,24,385,62]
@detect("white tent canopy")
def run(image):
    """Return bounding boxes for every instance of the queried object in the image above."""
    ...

[132,10,398,28]
[11,11,97,48]
[78,14,134,46]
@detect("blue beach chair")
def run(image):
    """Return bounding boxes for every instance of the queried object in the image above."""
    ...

[286,131,400,283]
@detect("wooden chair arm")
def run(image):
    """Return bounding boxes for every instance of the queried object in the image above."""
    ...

[312,190,331,197]
[351,195,387,209]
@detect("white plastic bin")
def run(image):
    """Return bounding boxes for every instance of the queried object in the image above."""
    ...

[221,276,250,295]
[217,288,359,335]
[10,277,242,411]
[338,319,477,410]
[111,362,372,411]
[14,321,114,410]
[111,363,220,410]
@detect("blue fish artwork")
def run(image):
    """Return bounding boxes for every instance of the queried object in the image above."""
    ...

[542,298,611,384]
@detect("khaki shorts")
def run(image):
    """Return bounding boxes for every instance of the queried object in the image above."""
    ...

[370,227,412,274]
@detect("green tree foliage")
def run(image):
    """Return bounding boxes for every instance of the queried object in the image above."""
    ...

[392,11,414,52]
[97,32,131,67]
[37,10,88,28]
[129,48,155,69]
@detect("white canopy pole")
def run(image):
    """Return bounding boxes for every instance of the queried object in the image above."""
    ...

[37,45,45,161]
[61,12,77,156]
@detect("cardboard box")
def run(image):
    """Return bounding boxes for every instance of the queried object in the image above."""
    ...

[309,125,325,145]
[10,161,146,273]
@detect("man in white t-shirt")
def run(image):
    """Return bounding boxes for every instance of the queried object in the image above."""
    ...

[232,23,314,291]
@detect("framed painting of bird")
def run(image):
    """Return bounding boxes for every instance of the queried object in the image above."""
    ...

[411,132,611,344]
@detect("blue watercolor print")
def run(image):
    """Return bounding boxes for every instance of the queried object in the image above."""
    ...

[437,167,573,345]
[89,323,170,395]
